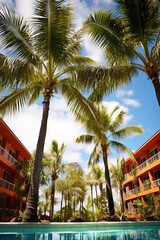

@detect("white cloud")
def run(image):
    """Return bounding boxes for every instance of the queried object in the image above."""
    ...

[116,89,141,108]
[116,89,134,98]
[15,0,34,18]
[93,0,113,7]
[0,0,13,8]
[68,0,90,30]
[122,98,141,108]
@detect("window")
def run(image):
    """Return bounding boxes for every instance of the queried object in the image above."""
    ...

[142,176,149,182]
[9,149,15,158]
[3,171,11,182]
[140,157,146,164]
[150,148,158,157]
[154,170,160,180]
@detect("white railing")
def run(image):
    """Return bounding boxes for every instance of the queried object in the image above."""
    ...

[0,146,18,166]
[127,208,140,216]
[138,161,146,170]
[125,178,160,197]
[130,187,140,195]
[152,178,160,187]
[125,152,160,180]
[0,178,18,192]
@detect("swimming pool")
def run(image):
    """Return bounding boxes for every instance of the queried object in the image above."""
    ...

[0,222,160,240]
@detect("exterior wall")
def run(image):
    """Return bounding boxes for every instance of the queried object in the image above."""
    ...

[0,118,32,221]
[123,130,160,219]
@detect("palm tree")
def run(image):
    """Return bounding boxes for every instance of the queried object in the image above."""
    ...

[43,140,66,221]
[110,158,125,213]
[76,104,143,216]
[83,0,160,106]
[0,1,96,222]
[43,140,81,221]
[91,165,105,209]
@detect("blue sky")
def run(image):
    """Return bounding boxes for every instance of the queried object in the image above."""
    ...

[1,0,160,170]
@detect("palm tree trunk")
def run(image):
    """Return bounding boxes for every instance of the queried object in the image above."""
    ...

[99,183,103,209]
[23,94,51,222]
[101,144,115,216]
[120,189,125,213]
[95,185,99,207]
[152,76,160,106]
[50,181,55,221]
[90,185,95,220]
[60,191,64,220]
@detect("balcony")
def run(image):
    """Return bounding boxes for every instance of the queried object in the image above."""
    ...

[0,145,19,166]
[0,178,19,192]
[125,178,160,197]
[124,152,160,181]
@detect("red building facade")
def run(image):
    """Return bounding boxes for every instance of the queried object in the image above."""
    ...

[123,130,160,219]
[0,118,32,221]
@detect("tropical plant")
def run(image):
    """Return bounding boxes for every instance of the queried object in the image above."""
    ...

[83,0,160,106]
[133,193,157,220]
[0,0,96,222]
[110,157,125,213]
[76,104,143,216]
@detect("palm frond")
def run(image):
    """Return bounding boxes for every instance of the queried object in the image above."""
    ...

[83,11,135,64]
[109,140,135,161]
[60,79,100,126]
[0,54,40,91]
[115,0,159,43]
[76,64,137,101]
[108,108,126,133]
[0,86,37,117]
[0,6,38,64]
[75,134,95,144]
[111,126,144,140]
[88,142,101,166]
[32,0,73,63]
[151,35,160,66]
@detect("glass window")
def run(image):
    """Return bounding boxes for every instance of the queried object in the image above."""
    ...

[9,149,15,158]
[140,157,146,164]
[3,171,11,182]
[150,148,158,157]
[154,170,160,180]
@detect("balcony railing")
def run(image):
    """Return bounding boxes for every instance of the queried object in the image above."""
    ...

[125,152,160,180]
[125,178,160,197]
[127,208,140,215]
[0,145,18,166]
[0,178,19,192]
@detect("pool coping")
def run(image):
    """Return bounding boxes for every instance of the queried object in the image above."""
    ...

[0,221,160,229]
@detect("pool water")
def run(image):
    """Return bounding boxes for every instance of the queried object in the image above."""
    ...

[0,222,160,240]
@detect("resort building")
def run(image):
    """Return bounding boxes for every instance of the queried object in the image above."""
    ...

[123,130,160,219]
[0,118,32,221]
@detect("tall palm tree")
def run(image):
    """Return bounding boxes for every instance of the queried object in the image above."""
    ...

[0,1,97,222]
[76,104,143,216]
[110,158,125,213]
[83,0,160,106]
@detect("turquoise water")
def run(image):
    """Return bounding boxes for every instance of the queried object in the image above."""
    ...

[0,222,160,240]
